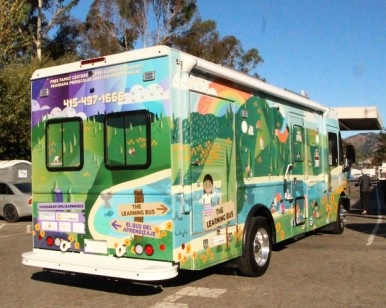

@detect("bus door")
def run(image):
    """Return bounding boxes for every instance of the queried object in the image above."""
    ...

[304,116,326,229]
[289,114,307,229]
[189,92,236,235]
[327,128,343,209]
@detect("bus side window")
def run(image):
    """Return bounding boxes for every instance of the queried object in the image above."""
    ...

[293,125,304,162]
[328,132,338,166]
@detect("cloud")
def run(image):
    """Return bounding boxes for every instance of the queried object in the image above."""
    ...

[41,106,87,121]
[32,99,50,112]
[121,83,169,104]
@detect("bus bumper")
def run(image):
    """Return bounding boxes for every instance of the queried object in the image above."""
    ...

[22,249,178,281]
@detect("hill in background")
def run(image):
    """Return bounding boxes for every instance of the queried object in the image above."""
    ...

[344,132,379,162]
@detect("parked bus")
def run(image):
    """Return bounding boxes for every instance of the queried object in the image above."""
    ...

[23,46,355,280]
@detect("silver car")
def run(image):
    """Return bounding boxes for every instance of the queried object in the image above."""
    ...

[0,182,32,222]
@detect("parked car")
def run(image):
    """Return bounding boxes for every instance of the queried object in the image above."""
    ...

[0,182,32,222]
[0,160,32,222]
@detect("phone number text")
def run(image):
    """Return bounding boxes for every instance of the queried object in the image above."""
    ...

[63,91,125,108]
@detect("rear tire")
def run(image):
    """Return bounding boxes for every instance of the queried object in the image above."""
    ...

[3,204,20,223]
[239,217,272,277]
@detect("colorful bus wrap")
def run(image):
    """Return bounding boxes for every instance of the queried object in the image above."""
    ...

[22,46,354,281]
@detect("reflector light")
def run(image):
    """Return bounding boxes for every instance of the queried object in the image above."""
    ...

[54,238,61,247]
[144,244,154,256]
[28,197,32,206]
[134,244,143,255]
[160,244,166,251]
[46,236,54,246]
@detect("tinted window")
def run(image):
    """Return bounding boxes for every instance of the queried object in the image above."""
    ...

[14,182,31,194]
[105,110,151,169]
[46,117,84,171]
[0,183,13,195]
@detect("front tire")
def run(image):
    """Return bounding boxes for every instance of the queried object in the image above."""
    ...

[331,199,346,234]
[239,217,272,277]
[3,204,20,223]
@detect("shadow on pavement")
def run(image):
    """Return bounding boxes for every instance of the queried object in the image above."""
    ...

[30,265,219,295]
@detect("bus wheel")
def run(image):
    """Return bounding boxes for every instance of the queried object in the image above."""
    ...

[331,199,346,234]
[239,217,272,277]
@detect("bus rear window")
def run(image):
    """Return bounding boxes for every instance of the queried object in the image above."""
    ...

[105,110,151,170]
[46,117,84,171]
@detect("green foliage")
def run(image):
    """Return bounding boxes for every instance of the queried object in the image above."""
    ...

[373,132,386,165]
[0,61,37,160]
[81,0,129,57]
[170,19,264,75]
[0,0,32,65]
[47,18,83,60]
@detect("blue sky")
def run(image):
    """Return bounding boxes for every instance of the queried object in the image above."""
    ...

[73,1,385,137]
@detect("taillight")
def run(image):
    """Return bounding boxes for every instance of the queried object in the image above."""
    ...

[46,236,54,246]
[144,244,154,256]
[29,197,32,206]
[133,243,157,256]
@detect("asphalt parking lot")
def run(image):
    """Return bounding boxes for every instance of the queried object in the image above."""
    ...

[0,181,385,307]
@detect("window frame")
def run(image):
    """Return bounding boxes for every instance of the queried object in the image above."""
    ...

[45,117,84,172]
[104,110,152,170]
[328,132,339,167]
[292,124,305,162]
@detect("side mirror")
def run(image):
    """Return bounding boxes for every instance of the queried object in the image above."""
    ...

[343,144,355,172]
[346,144,356,164]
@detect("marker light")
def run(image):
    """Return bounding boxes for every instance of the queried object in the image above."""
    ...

[81,57,106,66]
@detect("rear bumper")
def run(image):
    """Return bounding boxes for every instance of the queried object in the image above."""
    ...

[22,249,178,281]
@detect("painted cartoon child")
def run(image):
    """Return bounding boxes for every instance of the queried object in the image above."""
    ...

[313,204,320,218]
[201,174,214,221]
[295,203,303,224]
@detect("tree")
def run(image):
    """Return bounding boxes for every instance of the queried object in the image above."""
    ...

[118,0,197,47]
[46,17,83,59]
[170,19,264,76]
[80,0,135,57]
[81,1,263,75]
[26,0,80,61]
[372,132,386,165]
[0,62,38,160]
[0,0,32,65]
[81,0,197,56]
[0,0,80,64]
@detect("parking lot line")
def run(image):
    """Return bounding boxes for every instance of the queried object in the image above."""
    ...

[366,187,383,246]
[0,232,31,238]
